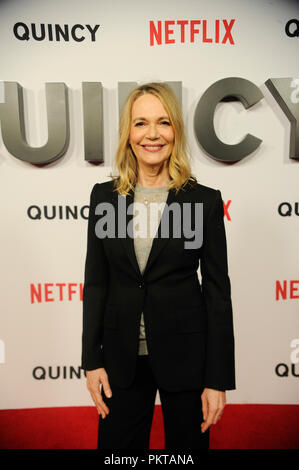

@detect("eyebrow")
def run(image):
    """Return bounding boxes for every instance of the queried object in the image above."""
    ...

[132,116,170,123]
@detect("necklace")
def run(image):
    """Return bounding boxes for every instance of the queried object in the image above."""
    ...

[136,193,161,205]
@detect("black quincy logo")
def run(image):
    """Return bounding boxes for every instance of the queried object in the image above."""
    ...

[285,19,299,38]
[13,22,100,42]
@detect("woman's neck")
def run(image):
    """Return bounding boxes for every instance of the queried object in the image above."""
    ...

[137,173,171,188]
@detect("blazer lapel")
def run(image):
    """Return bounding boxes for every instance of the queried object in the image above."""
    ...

[105,181,191,279]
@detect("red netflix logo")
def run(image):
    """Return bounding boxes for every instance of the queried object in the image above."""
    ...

[223,200,231,221]
[276,280,299,300]
[149,19,235,46]
[30,283,83,303]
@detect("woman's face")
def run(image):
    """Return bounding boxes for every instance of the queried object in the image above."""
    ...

[129,93,175,168]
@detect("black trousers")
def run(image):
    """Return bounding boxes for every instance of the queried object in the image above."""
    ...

[98,355,210,449]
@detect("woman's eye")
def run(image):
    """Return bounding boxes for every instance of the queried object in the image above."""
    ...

[161,121,170,126]
[135,122,145,127]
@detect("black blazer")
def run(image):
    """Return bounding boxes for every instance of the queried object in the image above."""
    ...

[81,179,235,392]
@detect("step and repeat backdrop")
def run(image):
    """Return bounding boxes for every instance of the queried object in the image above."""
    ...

[0,0,298,413]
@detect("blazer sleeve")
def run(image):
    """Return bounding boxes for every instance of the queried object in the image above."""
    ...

[81,183,109,371]
[200,189,236,391]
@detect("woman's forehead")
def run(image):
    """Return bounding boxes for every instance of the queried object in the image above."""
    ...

[131,93,169,118]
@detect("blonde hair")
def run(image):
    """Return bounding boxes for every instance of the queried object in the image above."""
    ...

[110,82,197,195]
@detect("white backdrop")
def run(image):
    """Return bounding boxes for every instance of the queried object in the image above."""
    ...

[0,0,298,410]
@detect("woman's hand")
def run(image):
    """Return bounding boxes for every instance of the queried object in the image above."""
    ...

[201,388,226,433]
[86,368,112,419]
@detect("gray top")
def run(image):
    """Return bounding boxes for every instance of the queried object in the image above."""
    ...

[133,182,169,355]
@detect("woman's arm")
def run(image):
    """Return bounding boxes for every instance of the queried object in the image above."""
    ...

[199,189,235,432]
[81,184,113,418]
[200,189,235,391]
[81,183,109,371]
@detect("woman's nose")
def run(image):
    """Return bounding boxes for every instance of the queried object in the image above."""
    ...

[146,123,159,139]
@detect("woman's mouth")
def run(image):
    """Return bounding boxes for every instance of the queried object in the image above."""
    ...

[142,144,165,153]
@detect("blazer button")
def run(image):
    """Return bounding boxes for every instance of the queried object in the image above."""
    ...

[138,282,145,289]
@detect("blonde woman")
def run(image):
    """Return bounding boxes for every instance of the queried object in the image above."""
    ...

[81,82,235,449]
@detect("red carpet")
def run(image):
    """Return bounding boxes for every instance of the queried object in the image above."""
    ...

[0,405,298,449]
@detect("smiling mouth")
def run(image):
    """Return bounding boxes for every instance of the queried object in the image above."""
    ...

[142,144,165,153]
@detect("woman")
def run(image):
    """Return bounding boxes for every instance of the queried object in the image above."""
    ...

[81,82,235,449]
